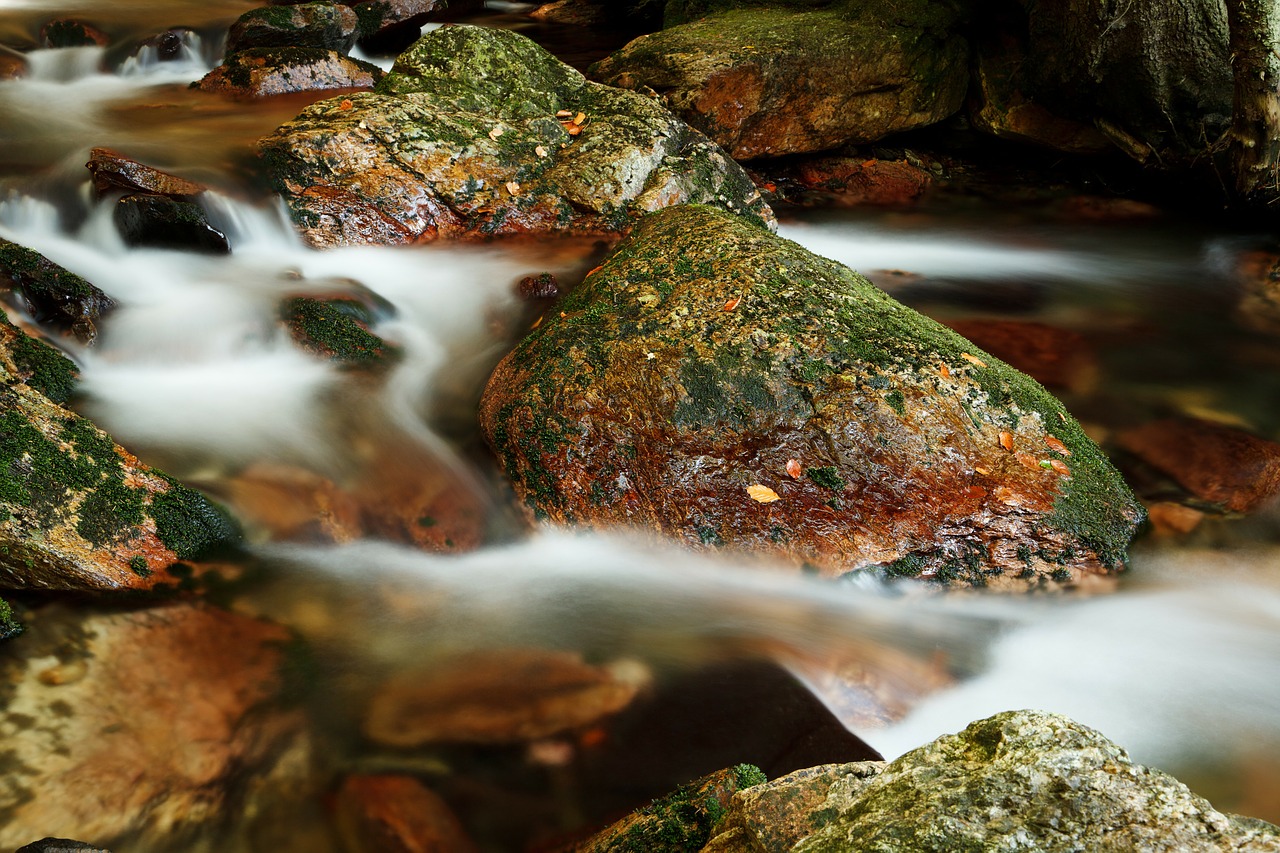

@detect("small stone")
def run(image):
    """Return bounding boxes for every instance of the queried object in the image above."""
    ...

[517,272,560,300]
[334,775,478,853]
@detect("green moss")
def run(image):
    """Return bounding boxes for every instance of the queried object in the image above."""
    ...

[0,597,21,641]
[806,465,845,491]
[4,319,79,403]
[733,763,766,788]
[0,238,100,302]
[883,552,924,578]
[282,297,398,366]
[885,389,906,415]
[128,555,151,577]
[612,775,735,852]
[149,477,241,560]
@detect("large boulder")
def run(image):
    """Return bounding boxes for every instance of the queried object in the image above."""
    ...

[259,25,773,247]
[589,2,969,159]
[225,2,360,54]
[0,315,240,591]
[783,711,1280,853]
[480,205,1142,587]
[0,602,307,849]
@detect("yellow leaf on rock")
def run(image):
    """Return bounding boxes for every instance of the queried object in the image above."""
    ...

[747,484,780,503]
[960,353,987,368]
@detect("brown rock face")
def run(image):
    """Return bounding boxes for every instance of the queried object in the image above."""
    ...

[363,649,648,746]
[0,602,303,849]
[589,6,968,159]
[1118,418,1280,513]
[0,53,27,80]
[86,147,207,200]
[791,157,934,206]
[197,48,382,98]
[480,205,1143,588]
[334,775,479,853]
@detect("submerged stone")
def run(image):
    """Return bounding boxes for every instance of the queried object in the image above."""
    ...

[259,25,773,247]
[334,775,479,853]
[590,4,968,159]
[225,2,360,54]
[480,205,1143,588]
[280,295,397,365]
[0,238,115,344]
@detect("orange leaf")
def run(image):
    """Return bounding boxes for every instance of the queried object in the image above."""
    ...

[1044,434,1070,455]
[747,484,780,503]
[566,124,582,136]
[999,431,1014,452]
[722,297,741,311]
[960,353,987,368]
[556,109,573,118]
[339,99,353,110]
[574,111,587,125]
[939,363,951,379]
[786,459,802,479]
[1016,452,1040,470]
[1050,460,1071,477]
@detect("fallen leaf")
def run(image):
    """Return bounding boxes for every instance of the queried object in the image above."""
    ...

[939,364,951,379]
[1016,452,1041,470]
[566,124,582,136]
[1049,460,1071,477]
[974,466,992,476]
[722,297,741,311]
[1044,435,1070,455]
[960,353,987,368]
[747,484,780,503]
[530,315,543,330]
[339,99,354,110]
[505,181,521,195]
[999,431,1014,452]
[489,126,504,140]
[574,111,586,124]
[786,459,802,479]
[556,109,573,118]
[535,145,548,157]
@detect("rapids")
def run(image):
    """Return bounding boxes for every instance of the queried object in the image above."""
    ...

[2,1,1279,846]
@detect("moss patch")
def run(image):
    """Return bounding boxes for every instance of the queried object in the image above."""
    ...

[150,476,241,560]
[0,597,21,640]
[281,296,398,365]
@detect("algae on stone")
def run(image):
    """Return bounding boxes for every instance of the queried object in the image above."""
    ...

[480,204,1142,587]
[0,238,115,343]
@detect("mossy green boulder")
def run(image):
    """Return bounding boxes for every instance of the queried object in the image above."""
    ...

[225,3,359,55]
[0,238,115,344]
[0,316,240,591]
[480,205,1142,588]
[590,1,968,159]
[259,25,773,247]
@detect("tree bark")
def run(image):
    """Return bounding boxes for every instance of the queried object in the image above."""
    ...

[1225,0,1280,202]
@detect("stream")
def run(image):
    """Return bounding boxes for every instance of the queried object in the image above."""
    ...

[2,1,1280,849]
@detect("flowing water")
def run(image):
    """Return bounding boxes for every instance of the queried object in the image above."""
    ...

[2,2,1280,848]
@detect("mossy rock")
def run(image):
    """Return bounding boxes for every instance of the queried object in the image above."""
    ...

[281,296,399,366]
[113,194,230,255]
[591,4,968,159]
[0,596,20,640]
[792,710,1280,852]
[259,25,773,247]
[480,205,1143,588]
[0,238,115,343]
[0,320,240,591]
[197,47,383,98]
[225,3,359,55]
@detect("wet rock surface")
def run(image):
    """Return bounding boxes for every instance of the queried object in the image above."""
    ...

[226,3,360,54]
[259,25,773,247]
[197,47,383,98]
[0,239,115,344]
[113,194,231,254]
[351,0,448,55]
[86,147,207,201]
[0,52,26,79]
[480,204,1142,587]
[1117,418,1280,514]
[0,602,305,850]
[788,710,1280,853]
[0,316,240,591]
[39,19,108,48]
[15,841,111,853]
[334,774,480,853]
[589,3,968,159]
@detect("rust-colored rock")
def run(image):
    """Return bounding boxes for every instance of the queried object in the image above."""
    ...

[1145,501,1206,536]
[0,602,304,849]
[589,5,968,159]
[1118,418,1280,513]
[481,205,1143,587]
[364,649,649,746]
[334,775,479,853]
[197,47,382,98]
[0,52,27,80]
[86,147,208,200]
[791,157,933,207]
[259,25,772,247]
[942,319,1097,392]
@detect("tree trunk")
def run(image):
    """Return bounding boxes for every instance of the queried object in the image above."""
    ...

[1225,0,1280,202]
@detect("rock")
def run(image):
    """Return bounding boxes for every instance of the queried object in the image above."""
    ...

[518,272,561,300]
[352,0,447,55]
[0,52,26,80]
[259,25,773,248]
[1023,0,1232,165]
[480,205,1143,587]
[196,47,382,98]
[0,602,305,849]
[40,19,108,48]
[0,316,241,591]
[281,295,397,365]
[86,147,207,200]
[1235,250,1280,337]
[941,319,1096,392]
[706,762,882,853]
[226,3,360,54]
[1117,418,1280,513]
[790,156,933,206]
[969,24,1112,155]
[15,841,110,853]
[363,649,649,746]
[530,0,610,26]
[571,765,766,853]
[1145,500,1206,536]
[113,194,231,254]
[334,775,479,853]
[132,29,191,62]
[789,710,1280,853]
[0,238,115,343]
[589,4,968,159]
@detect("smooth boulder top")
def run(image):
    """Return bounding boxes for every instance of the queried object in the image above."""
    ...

[259,24,774,247]
[480,204,1143,588]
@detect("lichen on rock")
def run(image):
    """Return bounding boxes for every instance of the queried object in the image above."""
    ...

[480,204,1143,588]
